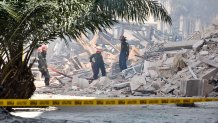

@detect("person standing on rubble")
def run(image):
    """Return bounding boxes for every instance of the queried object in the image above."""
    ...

[119,35,129,71]
[37,44,50,86]
[89,46,106,80]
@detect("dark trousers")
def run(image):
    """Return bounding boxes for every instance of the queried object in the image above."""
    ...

[119,52,127,71]
[40,69,50,86]
[92,62,106,80]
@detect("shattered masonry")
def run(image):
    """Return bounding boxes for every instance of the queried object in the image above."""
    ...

[31,21,218,98]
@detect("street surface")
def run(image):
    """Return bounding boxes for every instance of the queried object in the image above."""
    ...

[12,102,218,123]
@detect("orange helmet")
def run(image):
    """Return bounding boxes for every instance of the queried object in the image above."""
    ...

[37,47,42,52]
[96,46,103,53]
[41,44,48,51]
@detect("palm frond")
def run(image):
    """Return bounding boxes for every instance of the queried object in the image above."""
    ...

[92,0,172,25]
[65,11,117,39]
[0,1,19,21]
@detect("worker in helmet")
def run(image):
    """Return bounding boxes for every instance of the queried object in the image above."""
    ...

[89,46,106,80]
[41,44,48,57]
[119,35,129,71]
[37,44,50,86]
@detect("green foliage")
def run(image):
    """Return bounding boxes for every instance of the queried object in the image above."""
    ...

[93,0,171,24]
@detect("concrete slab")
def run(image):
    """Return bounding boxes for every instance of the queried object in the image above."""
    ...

[129,75,146,92]
[192,40,204,52]
[161,84,176,94]
[72,76,89,89]
[151,82,160,90]
[163,40,201,51]
[201,79,214,96]
[180,79,214,97]
[130,81,143,93]
[199,51,209,56]
[200,68,218,79]
[148,70,159,78]
[180,79,202,97]
[200,57,218,68]
[112,82,130,90]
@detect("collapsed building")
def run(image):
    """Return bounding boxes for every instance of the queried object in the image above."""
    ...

[31,21,218,98]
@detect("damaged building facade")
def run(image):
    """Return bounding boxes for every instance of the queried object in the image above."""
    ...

[31,18,218,98]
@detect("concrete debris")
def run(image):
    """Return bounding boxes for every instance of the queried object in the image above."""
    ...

[199,51,209,56]
[109,62,121,79]
[71,86,79,91]
[214,86,218,92]
[33,22,218,98]
[121,67,137,79]
[89,77,112,90]
[72,76,89,89]
[163,40,202,51]
[188,66,198,79]
[180,79,202,97]
[129,76,145,93]
[202,79,214,96]
[200,68,218,80]
[202,45,208,51]
[192,40,204,52]
[151,82,161,90]
[200,56,218,68]
[161,84,177,95]
[180,79,214,97]
[134,85,157,95]
[148,70,159,79]
[112,82,130,90]
[173,54,187,71]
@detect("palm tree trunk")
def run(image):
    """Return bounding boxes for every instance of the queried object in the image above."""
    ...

[0,63,35,99]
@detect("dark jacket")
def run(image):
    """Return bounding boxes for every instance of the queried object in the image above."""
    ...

[121,41,129,57]
[41,51,47,59]
[90,52,104,65]
[38,52,47,71]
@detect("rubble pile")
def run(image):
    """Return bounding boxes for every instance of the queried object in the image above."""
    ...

[33,23,218,98]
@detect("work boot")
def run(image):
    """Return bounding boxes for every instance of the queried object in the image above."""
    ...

[45,78,50,86]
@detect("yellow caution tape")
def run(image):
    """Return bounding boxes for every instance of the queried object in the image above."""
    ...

[0,97,218,107]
